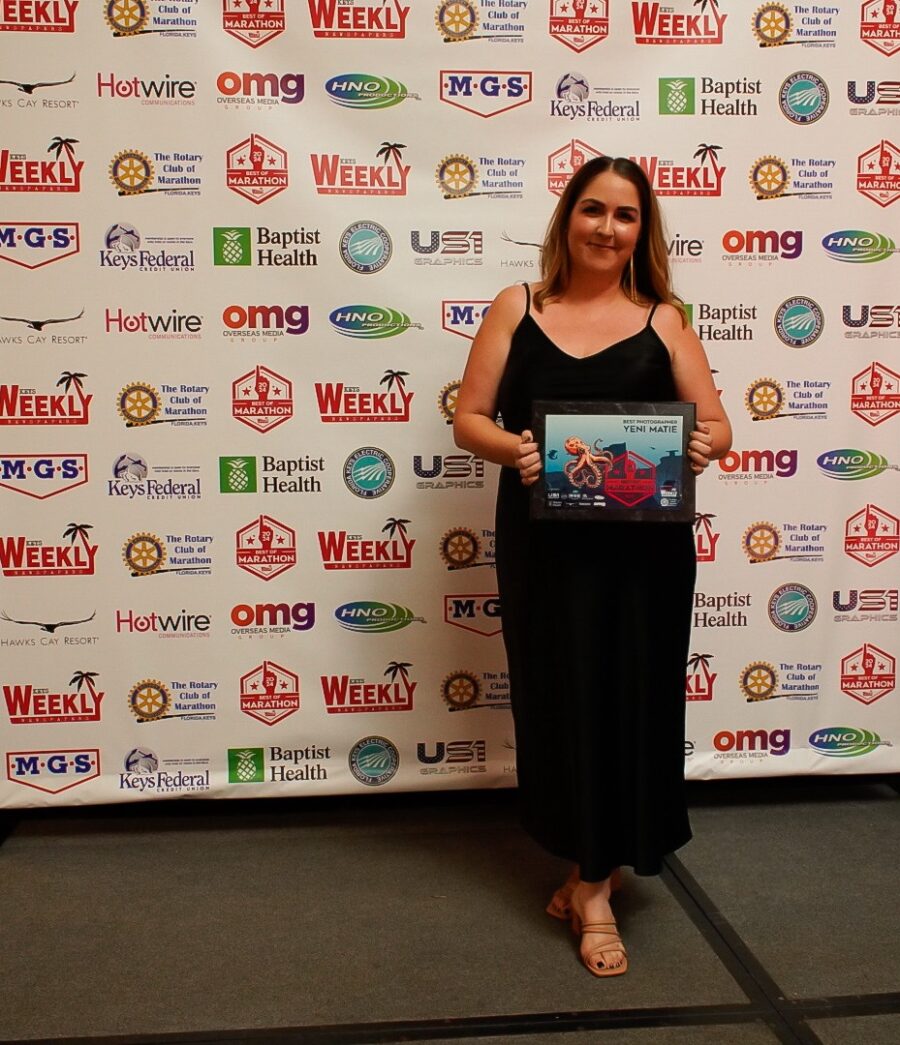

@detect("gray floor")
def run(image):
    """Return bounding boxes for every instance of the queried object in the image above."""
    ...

[0,777,898,1045]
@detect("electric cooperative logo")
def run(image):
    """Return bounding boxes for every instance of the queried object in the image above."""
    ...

[349,735,399,786]
[308,0,409,39]
[841,643,895,705]
[0,222,79,269]
[844,504,900,567]
[105,0,197,38]
[6,750,100,795]
[311,142,409,195]
[321,661,415,714]
[325,72,412,109]
[686,652,716,701]
[223,303,309,339]
[223,0,285,47]
[318,518,414,570]
[823,229,897,264]
[632,0,726,44]
[226,135,288,204]
[774,296,824,347]
[117,382,208,428]
[0,136,82,192]
[0,0,77,32]
[434,0,524,43]
[549,0,608,52]
[121,531,213,578]
[339,220,392,273]
[330,304,417,339]
[857,139,900,208]
[861,0,900,56]
[779,70,829,124]
[236,514,296,580]
[240,660,299,725]
[850,361,900,425]
[0,372,90,426]
[439,71,532,117]
[217,70,305,107]
[315,370,413,423]
[3,669,102,724]
[0,454,87,499]
[334,601,423,633]
[547,138,603,196]
[232,366,293,433]
[768,583,818,633]
[444,593,501,636]
[442,300,491,339]
[843,303,900,338]
[751,3,837,48]
[0,522,97,578]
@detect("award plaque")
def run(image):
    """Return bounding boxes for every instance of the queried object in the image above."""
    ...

[530,400,696,521]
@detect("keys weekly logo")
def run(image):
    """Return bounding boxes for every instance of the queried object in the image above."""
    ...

[3,669,102,724]
[307,0,409,39]
[632,0,727,44]
[0,371,90,426]
[0,522,97,577]
[1,0,78,32]
[321,661,415,714]
[311,141,409,195]
[318,517,414,570]
[315,369,413,422]
[0,136,82,192]
[633,143,725,197]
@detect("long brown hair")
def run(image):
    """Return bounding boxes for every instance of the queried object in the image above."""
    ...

[534,155,684,320]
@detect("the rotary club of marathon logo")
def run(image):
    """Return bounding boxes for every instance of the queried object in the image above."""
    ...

[104,0,198,38]
[435,1,525,44]
[239,661,299,725]
[232,366,293,433]
[236,515,296,580]
[437,380,461,425]
[440,669,510,711]
[753,4,794,47]
[744,377,827,421]
[109,148,201,196]
[223,0,285,47]
[435,154,479,198]
[850,361,900,426]
[439,527,494,570]
[549,0,608,52]
[841,643,896,705]
[122,531,212,577]
[857,140,900,207]
[861,0,900,57]
[548,139,603,196]
[844,504,900,567]
[739,661,780,702]
[226,135,288,204]
[127,678,215,722]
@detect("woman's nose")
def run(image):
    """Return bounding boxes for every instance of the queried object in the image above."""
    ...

[597,215,614,236]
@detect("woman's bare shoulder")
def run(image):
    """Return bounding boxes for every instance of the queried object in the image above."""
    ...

[483,283,531,329]
[650,301,688,334]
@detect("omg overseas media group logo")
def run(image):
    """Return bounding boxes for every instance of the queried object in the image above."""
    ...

[1,0,78,33]
[321,661,415,714]
[100,223,195,273]
[105,0,197,37]
[217,69,305,108]
[0,135,82,193]
[224,303,310,341]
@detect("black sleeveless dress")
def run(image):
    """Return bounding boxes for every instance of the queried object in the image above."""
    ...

[495,286,695,881]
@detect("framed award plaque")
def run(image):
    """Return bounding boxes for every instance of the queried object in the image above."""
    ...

[530,400,696,522]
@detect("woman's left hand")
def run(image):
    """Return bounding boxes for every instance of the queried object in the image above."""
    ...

[688,424,713,476]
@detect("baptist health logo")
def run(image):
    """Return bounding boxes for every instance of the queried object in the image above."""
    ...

[228,747,264,783]
[659,78,695,114]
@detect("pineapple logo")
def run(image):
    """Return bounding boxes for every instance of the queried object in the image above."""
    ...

[219,456,258,493]
[228,748,265,783]
[659,77,695,115]
[213,227,252,266]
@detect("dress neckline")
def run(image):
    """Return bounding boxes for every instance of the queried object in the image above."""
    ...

[523,310,663,363]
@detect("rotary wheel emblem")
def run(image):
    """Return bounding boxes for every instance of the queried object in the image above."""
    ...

[435,1,478,42]
[110,150,154,195]
[438,380,461,423]
[123,532,167,576]
[442,670,481,709]
[436,155,477,198]
[105,0,149,35]
[739,662,778,702]
[440,527,480,568]
[128,679,171,721]
[750,156,789,199]
[743,522,780,562]
[752,3,791,47]
[118,383,161,426]
[745,378,784,420]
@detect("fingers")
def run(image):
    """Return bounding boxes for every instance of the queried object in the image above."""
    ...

[688,423,712,476]
[517,429,541,487]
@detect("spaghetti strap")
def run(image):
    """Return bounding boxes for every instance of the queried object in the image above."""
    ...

[646,301,659,326]
[522,282,531,316]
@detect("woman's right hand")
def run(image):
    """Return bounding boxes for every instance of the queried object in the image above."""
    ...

[516,429,542,486]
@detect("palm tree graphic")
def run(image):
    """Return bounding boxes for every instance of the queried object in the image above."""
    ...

[70,671,99,701]
[62,522,93,550]
[693,143,723,175]
[384,662,412,685]
[380,370,409,392]
[692,512,717,534]
[382,517,410,540]
[376,142,407,169]
[48,136,79,162]
[693,0,719,11]
[57,371,87,397]
[687,652,713,674]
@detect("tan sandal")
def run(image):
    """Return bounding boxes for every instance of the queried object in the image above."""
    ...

[569,886,627,977]
[546,868,622,921]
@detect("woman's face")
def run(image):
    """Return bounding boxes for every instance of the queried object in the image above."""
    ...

[565,170,642,280]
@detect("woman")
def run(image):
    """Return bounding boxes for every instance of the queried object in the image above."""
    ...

[453,156,731,977]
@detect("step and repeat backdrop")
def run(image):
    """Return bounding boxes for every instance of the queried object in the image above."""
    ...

[1,0,898,806]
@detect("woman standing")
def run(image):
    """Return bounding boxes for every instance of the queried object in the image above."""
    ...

[453,156,731,977]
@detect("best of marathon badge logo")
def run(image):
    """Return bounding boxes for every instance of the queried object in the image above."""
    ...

[223,0,285,47]
[844,504,900,567]
[1,0,78,32]
[0,522,97,578]
[122,531,213,578]
[632,0,727,43]
[232,366,293,433]
[321,661,415,714]
[3,668,103,724]
[752,3,837,48]
[318,518,414,570]
[310,0,409,38]
[434,0,524,43]
[0,454,87,499]
[240,661,299,725]
[316,370,412,423]
[547,138,603,195]
[109,149,201,197]
[312,141,409,195]
[0,136,82,193]
[861,0,900,56]
[236,514,296,580]
[105,0,197,37]
[549,0,608,52]
[0,222,79,269]
[440,71,532,117]
[117,382,208,428]
[227,135,288,203]
[6,749,100,795]
[841,643,895,705]
[857,139,900,208]
[851,361,900,425]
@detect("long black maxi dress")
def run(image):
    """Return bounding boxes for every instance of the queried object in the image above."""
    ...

[495,285,696,881]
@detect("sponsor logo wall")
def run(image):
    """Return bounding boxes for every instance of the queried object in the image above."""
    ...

[1,0,897,806]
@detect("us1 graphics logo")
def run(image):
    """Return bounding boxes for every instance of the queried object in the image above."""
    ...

[418,740,487,776]
[0,222,79,269]
[318,518,414,570]
[842,303,900,338]
[309,0,409,38]
[833,587,899,623]
[236,515,296,580]
[632,0,727,44]
[1,0,78,32]
[223,0,285,47]
[549,0,608,52]
[847,79,900,117]
[240,661,299,724]
[0,454,87,499]
[321,661,415,713]
[413,452,485,490]
[3,669,103,723]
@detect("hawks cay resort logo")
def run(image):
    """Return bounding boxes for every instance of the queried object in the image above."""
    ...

[1,0,78,33]
[436,153,524,199]
[3,668,103,724]
[441,668,510,711]
[316,369,413,423]
[309,0,409,39]
[549,0,608,53]
[0,454,88,500]
[0,371,91,425]
[321,661,415,714]
[214,225,320,267]
[860,0,900,57]
[751,3,837,48]
[822,229,897,264]
[311,141,409,195]
[106,0,197,37]
[1,605,98,647]
[228,745,331,784]
[6,749,100,796]
[440,71,532,118]
[117,381,208,428]
[857,139,900,208]
[0,135,82,192]
[96,70,197,106]
[851,361,900,425]
[842,302,900,338]
[223,0,284,47]
[434,0,525,44]
[325,72,414,109]
[217,69,305,107]
[550,72,641,124]
[413,450,486,491]
[744,376,829,421]
[239,660,299,725]
[659,76,760,117]
[227,134,288,203]
[119,748,210,795]
[632,0,727,44]
[0,68,78,108]
[748,154,834,201]
[121,530,213,578]
[109,148,201,197]
[100,223,195,273]
[847,78,900,118]
[219,453,324,495]
[224,303,309,340]
[0,521,97,578]
[318,517,414,570]
[232,366,293,433]
[126,676,216,723]
[236,514,296,580]
[330,303,418,338]
[0,222,79,269]
[0,304,84,345]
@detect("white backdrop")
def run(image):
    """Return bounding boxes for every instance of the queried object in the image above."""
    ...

[1,0,898,807]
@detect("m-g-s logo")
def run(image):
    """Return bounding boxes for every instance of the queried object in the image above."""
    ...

[6,749,100,794]
[444,594,501,636]
[822,230,897,264]
[0,222,79,269]
[0,454,88,499]
[442,300,491,340]
[440,72,532,117]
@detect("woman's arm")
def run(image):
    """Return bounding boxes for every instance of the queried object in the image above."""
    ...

[652,304,732,474]
[453,285,542,483]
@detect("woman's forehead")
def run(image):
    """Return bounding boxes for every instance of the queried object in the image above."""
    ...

[576,170,641,206]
